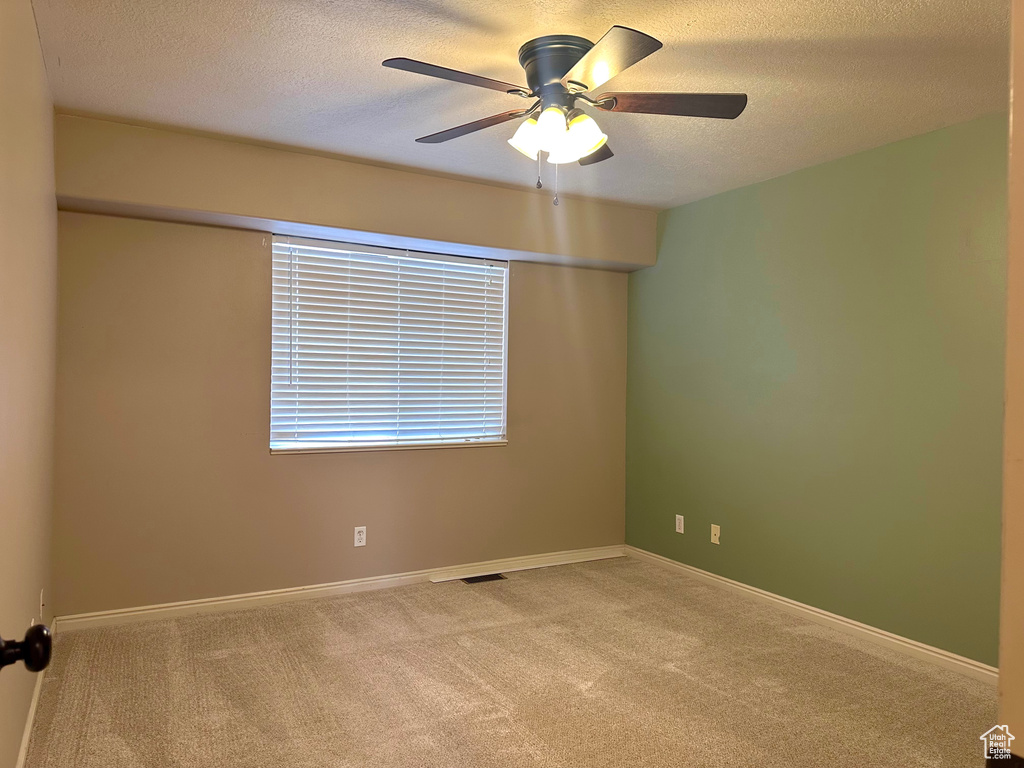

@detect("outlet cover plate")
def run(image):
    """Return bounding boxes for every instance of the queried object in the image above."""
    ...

[354,526,366,547]
[675,515,684,534]
[711,524,720,545]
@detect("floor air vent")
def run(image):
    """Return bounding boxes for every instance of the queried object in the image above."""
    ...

[461,573,506,584]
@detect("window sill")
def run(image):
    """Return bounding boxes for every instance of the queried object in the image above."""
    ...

[270,439,508,456]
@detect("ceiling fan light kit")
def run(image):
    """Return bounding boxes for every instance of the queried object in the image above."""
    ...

[508,117,541,159]
[383,25,748,192]
[537,106,569,151]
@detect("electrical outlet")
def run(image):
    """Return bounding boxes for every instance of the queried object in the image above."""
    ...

[711,524,721,545]
[354,526,366,547]
[675,515,684,534]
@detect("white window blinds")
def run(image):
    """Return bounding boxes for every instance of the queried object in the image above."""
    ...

[271,236,508,452]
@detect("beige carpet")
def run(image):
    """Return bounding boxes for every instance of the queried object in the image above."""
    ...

[26,558,994,767]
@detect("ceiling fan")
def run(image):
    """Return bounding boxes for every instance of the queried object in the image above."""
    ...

[382,26,748,168]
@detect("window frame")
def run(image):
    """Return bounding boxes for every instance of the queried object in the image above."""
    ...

[269,235,510,455]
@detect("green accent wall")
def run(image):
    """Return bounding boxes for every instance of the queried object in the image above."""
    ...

[626,114,1008,665]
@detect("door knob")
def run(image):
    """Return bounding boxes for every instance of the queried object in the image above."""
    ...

[0,624,52,673]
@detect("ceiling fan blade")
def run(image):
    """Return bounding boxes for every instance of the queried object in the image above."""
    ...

[578,144,614,166]
[560,26,662,92]
[594,92,748,119]
[383,58,530,96]
[416,109,532,144]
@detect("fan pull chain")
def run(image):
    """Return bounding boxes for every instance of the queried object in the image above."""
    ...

[536,153,543,189]
[553,163,559,206]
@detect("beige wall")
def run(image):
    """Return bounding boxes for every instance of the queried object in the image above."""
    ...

[0,0,56,764]
[1001,0,1024,740]
[53,212,627,615]
[55,115,656,271]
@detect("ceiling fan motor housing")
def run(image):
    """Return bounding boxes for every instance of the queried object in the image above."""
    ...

[518,34,593,109]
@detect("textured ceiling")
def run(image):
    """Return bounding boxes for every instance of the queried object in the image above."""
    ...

[33,0,1009,209]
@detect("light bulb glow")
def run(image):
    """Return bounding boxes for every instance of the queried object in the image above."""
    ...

[507,117,540,160]
[536,107,568,153]
[545,112,608,164]
[591,61,612,89]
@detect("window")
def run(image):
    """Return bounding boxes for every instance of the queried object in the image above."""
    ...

[271,236,508,452]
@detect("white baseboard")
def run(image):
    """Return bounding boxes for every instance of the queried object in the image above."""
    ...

[428,546,624,583]
[14,665,46,768]
[625,545,998,684]
[54,545,627,632]
[53,543,993,684]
